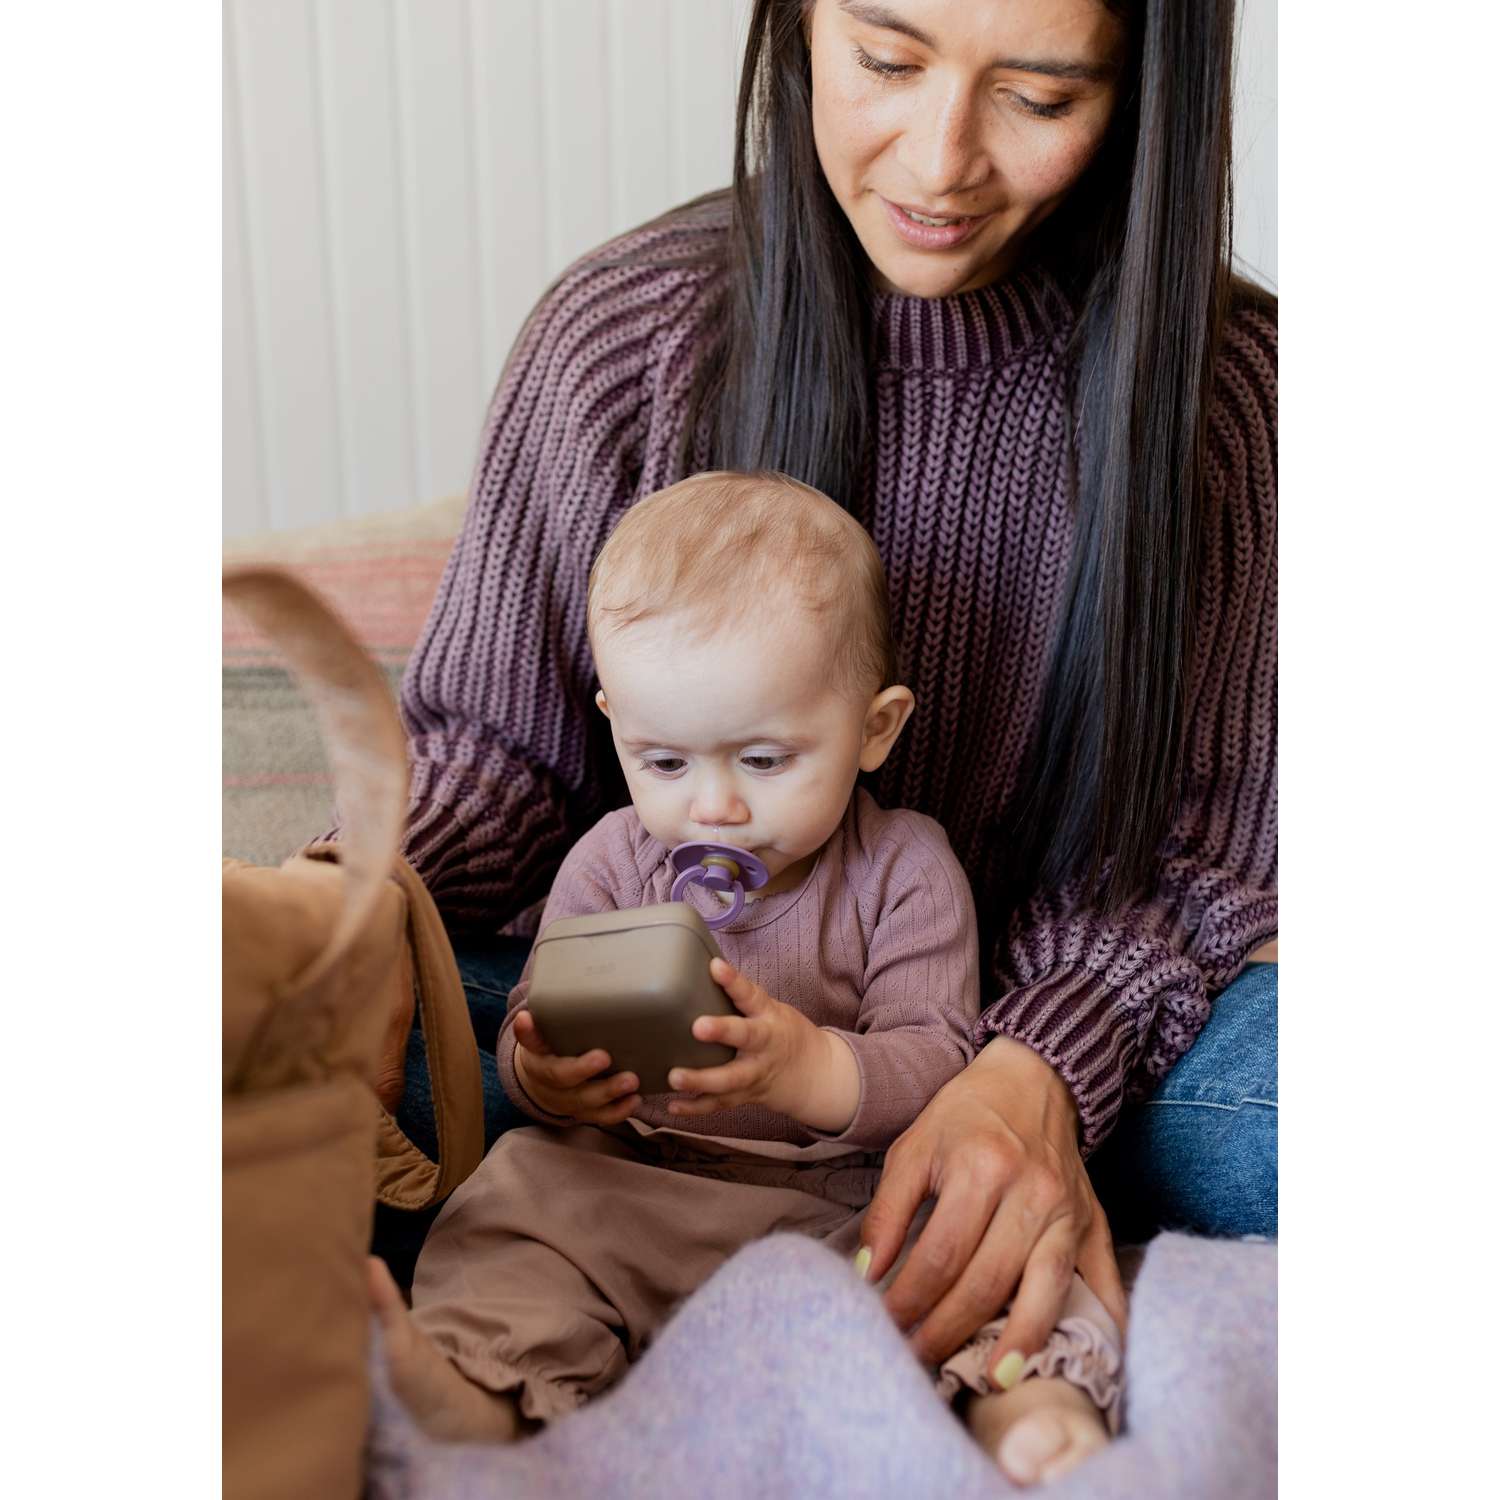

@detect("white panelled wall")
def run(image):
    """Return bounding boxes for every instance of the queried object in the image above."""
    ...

[224,0,1277,539]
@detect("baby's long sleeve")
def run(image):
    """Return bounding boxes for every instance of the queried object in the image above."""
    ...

[811,811,980,1150]
[491,793,979,1150]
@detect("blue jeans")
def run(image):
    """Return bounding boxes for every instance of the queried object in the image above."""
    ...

[1087,962,1278,1242]
[372,944,1277,1279]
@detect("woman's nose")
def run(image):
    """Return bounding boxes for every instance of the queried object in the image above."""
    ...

[897,83,989,202]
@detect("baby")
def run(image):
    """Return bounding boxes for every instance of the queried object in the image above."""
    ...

[371,471,1122,1483]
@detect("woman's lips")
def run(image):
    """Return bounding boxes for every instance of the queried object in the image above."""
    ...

[881,196,991,251]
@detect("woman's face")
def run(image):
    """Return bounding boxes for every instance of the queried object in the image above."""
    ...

[808,0,1126,297]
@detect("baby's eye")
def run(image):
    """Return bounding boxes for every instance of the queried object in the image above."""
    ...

[637,756,686,777]
[740,753,790,773]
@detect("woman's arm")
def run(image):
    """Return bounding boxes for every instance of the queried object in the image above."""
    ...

[393,227,717,933]
[859,300,1277,1367]
[977,300,1277,1151]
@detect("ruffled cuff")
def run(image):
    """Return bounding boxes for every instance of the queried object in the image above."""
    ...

[933,1272,1124,1435]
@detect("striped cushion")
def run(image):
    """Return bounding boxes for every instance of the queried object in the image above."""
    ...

[223,498,465,867]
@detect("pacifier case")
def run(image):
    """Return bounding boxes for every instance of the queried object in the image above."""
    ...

[525,903,736,1094]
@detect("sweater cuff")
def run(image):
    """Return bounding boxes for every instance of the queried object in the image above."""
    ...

[399,743,577,930]
[974,949,1209,1156]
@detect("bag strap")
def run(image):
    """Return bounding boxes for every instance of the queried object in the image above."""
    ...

[380,856,483,1206]
[224,565,483,1208]
[223,565,406,992]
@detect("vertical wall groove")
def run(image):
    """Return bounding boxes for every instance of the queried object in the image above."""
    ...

[458,0,487,415]
[537,0,556,275]
[229,0,283,529]
[388,0,430,504]
[467,0,498,387]
[666,6,682,205]
[308,0,352,518]
[224,2,270,535]
[604,1,623,229]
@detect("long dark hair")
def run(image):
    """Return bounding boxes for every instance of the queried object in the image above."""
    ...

[642,0,1266,916]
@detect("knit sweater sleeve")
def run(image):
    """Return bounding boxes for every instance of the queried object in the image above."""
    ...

[816,809,980,1151]
[394,224,714,931]
[975,302,1278,1155]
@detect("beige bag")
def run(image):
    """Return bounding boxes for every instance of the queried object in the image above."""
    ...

[222,566,484,1500]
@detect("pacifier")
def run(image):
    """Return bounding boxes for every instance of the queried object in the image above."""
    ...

[668,837,771,929]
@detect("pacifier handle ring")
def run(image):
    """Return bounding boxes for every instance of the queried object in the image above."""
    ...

[670,863,746,929]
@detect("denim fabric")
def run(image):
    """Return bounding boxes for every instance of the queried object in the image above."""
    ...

[372,942,1277,1281]
[1087,962,1278,1242]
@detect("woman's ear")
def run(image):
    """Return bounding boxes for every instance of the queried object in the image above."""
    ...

[858,685,916,773]
[594,688,610,718]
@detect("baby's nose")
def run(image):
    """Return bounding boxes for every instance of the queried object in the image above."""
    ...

[689,787,749,826]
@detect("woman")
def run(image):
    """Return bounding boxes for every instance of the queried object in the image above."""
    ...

[382,0,1275,1477]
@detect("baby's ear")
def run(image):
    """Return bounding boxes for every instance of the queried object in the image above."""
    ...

[858,685,916,773]
[594,688,610,718]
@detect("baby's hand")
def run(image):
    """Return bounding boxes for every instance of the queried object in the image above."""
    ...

[512,1009,642,1124]
[665,958,821,1120]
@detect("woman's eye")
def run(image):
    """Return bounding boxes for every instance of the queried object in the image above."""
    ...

[638,757,685,776]
[852,44,915,79]
[1003,91,1073,120]
[741,754,790,773]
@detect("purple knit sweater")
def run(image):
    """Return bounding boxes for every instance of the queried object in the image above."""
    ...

[398,203,1277,1153]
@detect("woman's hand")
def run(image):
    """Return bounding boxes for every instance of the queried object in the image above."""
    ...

[664,958,855,1130]
[512,1009,643,1125]
[858,1036,1127,1370]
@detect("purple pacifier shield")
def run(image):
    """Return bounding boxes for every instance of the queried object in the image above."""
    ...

[668,841,772,930]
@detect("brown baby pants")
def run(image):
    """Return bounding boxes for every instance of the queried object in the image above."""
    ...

[411,1123,1122,1427]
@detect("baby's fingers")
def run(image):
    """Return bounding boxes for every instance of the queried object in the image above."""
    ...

[709,958,771,1016]
[667,1057,760,1099]
[526,1046,614,1091]
[570,1070,641,1117]
[691,1013,752,1049]
[512,1009,553,1056]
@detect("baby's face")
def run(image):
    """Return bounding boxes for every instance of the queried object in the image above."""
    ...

[594,606,888,896]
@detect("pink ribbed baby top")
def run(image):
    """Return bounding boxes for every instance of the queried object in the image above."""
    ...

[496,789,978,1151]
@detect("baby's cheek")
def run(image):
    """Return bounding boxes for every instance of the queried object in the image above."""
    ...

[781,775,851,846]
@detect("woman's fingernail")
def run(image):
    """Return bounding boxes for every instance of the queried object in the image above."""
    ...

[991,1350,1025,1390]
[668,1070,684,1090]
[853,1247,872,1281]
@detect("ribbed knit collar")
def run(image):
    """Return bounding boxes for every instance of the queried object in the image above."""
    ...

[872,262,1072,372]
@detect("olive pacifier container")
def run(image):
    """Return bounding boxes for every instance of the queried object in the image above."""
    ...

[524,840,771,1093]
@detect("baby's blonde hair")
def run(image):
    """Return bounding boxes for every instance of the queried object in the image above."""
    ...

[587,470,898,700]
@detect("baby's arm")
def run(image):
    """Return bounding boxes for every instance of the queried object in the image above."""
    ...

[666,958,862,1132]
[668,814,980,1144]
[812,815,981,1148]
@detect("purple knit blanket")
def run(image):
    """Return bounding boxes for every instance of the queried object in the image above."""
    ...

[365,1231,1276,1499]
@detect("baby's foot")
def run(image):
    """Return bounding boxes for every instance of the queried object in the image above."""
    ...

[966,1376,1110,1486]
[368,1256,523,1443]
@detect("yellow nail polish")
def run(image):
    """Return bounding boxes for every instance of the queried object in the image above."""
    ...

[991,1350,1025,1390]
[853,1247,872,1281]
